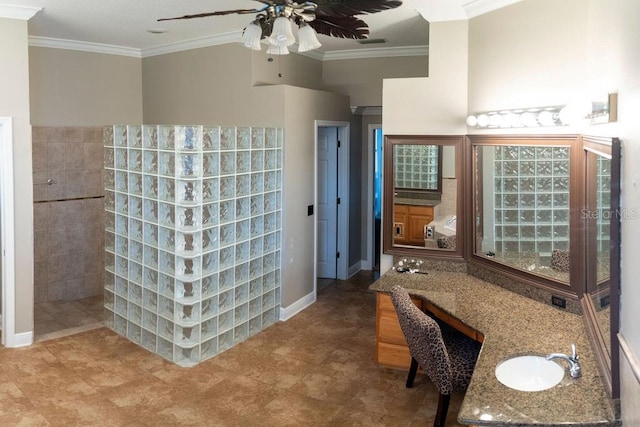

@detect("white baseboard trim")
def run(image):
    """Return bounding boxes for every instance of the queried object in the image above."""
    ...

[360,259,372,271]
[348,261,362,278]
[619,332,640,385]
[5,330,34,348]
[279,291,316,321]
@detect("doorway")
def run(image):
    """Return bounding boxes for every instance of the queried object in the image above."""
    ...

[366,125,383,272]
[315,121,349,287]
[0,117,17,347]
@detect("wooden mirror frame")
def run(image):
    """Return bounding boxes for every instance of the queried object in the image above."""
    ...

[580,135,621,399]
[383,135,466,259]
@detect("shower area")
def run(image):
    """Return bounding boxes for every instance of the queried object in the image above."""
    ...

[104,125,282,366]
[32,126,106,341]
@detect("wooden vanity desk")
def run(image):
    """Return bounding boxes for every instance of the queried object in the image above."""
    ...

[370,269,616,426]
[376,292,483,369]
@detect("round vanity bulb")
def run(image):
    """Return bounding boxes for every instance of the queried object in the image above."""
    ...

[477,114,490,127]
[489,114,504,127]
[466,115,478,127]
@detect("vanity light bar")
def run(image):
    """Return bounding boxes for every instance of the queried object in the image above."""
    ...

[466,93,618,129]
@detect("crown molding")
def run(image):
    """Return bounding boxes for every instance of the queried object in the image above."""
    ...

[28,34,428,62]
[463,0,523,18]
[0,4,41,20]
[321,45,428,61]
[142,31,242,58]
[29,36,141,58]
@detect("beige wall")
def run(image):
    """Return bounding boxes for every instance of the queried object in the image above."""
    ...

[323,56,428,107]
[466,0,640,413]
[282,86,352,306]
[383,20,468,135]
[29,47,143,126]
[0,18,34,334]
[468,0,588,114]
[251,50,324,90]
[142,44,285,126]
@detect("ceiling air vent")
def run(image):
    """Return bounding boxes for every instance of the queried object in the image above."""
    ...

[358,38,386,45]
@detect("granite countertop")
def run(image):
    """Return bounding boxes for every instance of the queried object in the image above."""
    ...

[370,270,615,426]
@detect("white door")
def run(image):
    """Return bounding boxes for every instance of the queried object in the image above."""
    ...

[317,127,338,278]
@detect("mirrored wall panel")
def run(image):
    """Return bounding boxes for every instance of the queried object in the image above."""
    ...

[473,144,572,283]
[384,136,464,258]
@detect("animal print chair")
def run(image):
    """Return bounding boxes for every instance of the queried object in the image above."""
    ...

[390,285,481,427]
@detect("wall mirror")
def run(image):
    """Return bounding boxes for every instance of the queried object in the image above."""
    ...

[383,135,465,258]
[581,136,621,398]
[468,136,583,294]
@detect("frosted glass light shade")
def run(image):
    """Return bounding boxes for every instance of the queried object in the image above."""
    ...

[297,23,321,52]
[266,44,290,55]
[269,16,295,47]
[242,22,263,51]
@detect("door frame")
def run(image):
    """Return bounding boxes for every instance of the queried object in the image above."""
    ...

[314,121,349,288]
[365,124,382,271]
[0,117,17,347]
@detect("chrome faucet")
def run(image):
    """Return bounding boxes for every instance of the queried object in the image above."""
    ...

[546,343,581,378]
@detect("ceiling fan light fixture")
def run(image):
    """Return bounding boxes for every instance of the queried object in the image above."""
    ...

[266,44,290,55]
[242,21,263,51]
[269,16,296,47]
[297,22,322,52]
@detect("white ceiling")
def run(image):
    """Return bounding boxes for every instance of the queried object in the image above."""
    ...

[2,0,521,59]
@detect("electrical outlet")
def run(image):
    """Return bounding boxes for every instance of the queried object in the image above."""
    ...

[551,296,566,309]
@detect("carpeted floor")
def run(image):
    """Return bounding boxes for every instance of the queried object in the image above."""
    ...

[0,271,465,426]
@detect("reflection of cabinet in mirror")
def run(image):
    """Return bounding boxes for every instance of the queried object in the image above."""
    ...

[393,204,434,246]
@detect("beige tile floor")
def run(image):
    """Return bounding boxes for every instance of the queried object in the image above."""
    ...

[2,272,465,426]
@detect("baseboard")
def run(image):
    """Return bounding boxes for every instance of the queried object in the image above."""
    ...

[279,291,316,321]
[619,332,640,385]
[360,259,372,271]
[5,330,34,348]
[348,261,363,278]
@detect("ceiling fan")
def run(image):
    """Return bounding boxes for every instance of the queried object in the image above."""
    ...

[158,0,403,55]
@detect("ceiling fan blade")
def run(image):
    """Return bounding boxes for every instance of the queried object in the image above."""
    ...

[313,0,402,17]
[309,15,370,39]
[158,9,263,22]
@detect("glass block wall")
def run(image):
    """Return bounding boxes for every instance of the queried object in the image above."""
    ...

[394,145,439,189]
[103,125,282,367]
[493,146,570,254]
[596,155,611,252]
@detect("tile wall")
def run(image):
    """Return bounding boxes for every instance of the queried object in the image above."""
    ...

[103,125,282,366]
[32,127,105,302]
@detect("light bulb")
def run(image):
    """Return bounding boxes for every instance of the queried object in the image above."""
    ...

[466,115,478,127]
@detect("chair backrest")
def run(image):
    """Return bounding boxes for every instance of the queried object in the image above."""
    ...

[390,285,453,395]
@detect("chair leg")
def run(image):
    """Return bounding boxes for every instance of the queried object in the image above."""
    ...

[434,393,451,427]
[406,357,419,388]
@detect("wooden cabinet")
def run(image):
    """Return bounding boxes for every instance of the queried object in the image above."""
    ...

[375,292,422,369]
[393,204,434,246]
[375,292,484,370]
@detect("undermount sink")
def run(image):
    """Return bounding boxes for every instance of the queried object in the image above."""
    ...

[495,354,565,392]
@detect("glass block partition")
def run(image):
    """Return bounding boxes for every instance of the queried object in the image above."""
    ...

[493,146,570,255]
[394,145,439,189]
[103,125,282,367]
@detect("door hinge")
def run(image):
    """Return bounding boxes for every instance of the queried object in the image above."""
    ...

[337,140,341,148]
[336,252,340,259]
[337,197,341,205]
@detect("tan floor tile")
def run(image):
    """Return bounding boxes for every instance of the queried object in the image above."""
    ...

[2,272,467,425]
